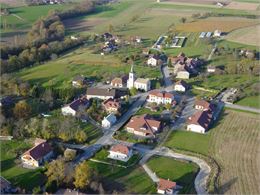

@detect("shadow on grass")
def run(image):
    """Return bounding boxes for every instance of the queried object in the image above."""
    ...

[0,158,16,172]
[219,177,237,194]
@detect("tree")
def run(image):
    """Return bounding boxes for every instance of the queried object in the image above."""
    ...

[64,149,77,161]
[165,103,172,110]
[130,87,138,96]
[75,131,87,143]
[74,161,92,190]
[180,17,187,23]
[13,100,32,119]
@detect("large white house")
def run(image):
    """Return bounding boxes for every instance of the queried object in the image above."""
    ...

[174,80,190,92]
[187,110,212,134]
[61,98,89,116]
[147,90,174,105]
[147,55,160,66]
[102,113,117,128]
[21,139,53,168]
[176,70,190,79]
[108,144,133,162]
[127,65,151,92]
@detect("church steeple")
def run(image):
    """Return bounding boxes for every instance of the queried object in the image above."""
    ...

[127,64,136,89]
[130,64,134,73]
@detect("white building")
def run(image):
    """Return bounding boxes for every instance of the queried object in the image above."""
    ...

[108,144,133,162]
[207,66,216,73]
[147,90,174,105]
[102,113,117,128]
[61,98,89,116]
[187,110,212,134]
[134,78,151,91]
[147,56,159,66]
[176,70,190,79]
[174,80,190,92]
[127,65,151,92]
[213,29,222,37]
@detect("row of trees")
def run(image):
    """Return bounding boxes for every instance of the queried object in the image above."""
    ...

[0,0,98,74]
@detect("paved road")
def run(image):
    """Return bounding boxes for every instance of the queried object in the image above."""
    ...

[161,65,174,91]
[225,103,260,114]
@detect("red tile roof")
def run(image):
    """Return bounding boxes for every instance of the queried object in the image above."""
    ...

[149,90,173,99]
[195,99,214,111]
[103,98,121,110]
[188,110,212,129]
[157,178,176,191]
[126,114,161,136]
[23,141,52,161]
[110,144,130,155]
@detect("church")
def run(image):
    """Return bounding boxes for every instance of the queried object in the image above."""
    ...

[127,65,151,92]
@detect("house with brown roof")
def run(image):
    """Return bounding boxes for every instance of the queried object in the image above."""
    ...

[187,110,213,134]
[126,114,162,137]
[174,80,190,92]
[21,139,53,168]
[157,178,177,194]
[194,99,214,112]
[147,90,174,105]
[61,97,89,116]
[102,98,121,113]
[111,76,128,88]
[86,88,123,100]
[108,144,133,162]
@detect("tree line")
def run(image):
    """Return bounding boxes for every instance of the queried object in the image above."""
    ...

[0,0,103,74]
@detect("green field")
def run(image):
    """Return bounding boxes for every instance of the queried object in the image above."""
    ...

[147,156,199,193]
[87,161,156,193]
[1,4,73,34]
[16,47,161,89]
[165,130,210,155]
[0,140,44,191]
[235,95,260,108]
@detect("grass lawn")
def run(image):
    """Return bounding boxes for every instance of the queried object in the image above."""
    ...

[235,95,260,108]
[0,4,73,34]
[16,47,161,89]
[135,107,164,116]
[0,140,45,191]
[87,161,156,193]
[164,130,210,156]
[147,156,199,193]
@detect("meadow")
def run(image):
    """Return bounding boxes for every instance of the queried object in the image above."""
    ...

[16,47,161,89]
[164,109,260,194]
[147,156,199,193]
[0,140,45,191]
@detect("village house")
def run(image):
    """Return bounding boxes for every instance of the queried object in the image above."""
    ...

[187,110,213,134]
[147,90,174,105]
[176,70,190,79]
[111,76,128,88]
[61,97,89,116]
[213,29,222,37]
[21,138,53,168]
[207,66,216,73]
[86,88,121,100]
[157,178,177,194]
[126,114,162,137]
[127,65,151,92]
[174,80,190,92]
[108,144,133,162]
[72,75,87,87]
[102,98,121,113]
[147,55,160,66]
[194,99,215,111]
[102,113,117,128]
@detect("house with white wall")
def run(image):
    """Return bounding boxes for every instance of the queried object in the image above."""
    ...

[147,90,174,105]
[102,113,117,128]
[108,144,133,162]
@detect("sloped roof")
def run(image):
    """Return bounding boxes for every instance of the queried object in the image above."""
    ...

[188,110,212,129]
[195,99,215,111]
[67,98,89,111]
[135,78,150,84]
[86,88,116,97]
[103,98,121,109]
[157,178,176,191]
[23,141,52,161]
[149,90,173,99]
[126,114,161,136]
[110,144,130,155]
